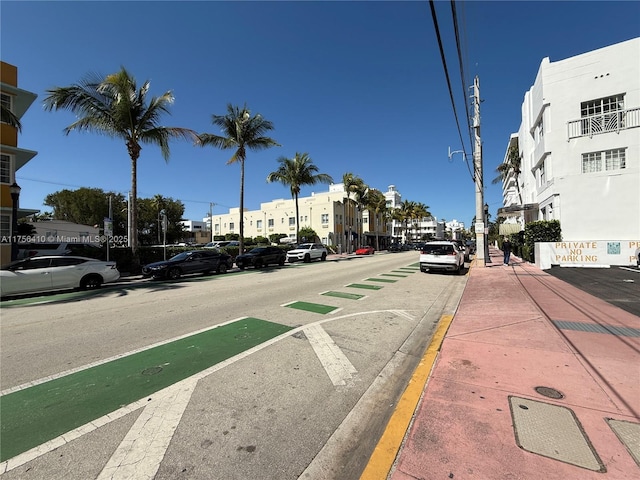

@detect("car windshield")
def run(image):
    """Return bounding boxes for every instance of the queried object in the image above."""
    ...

[296,244,313,249]
[250,247,268,254]
[422,245,454,255]
[169,252,191,261]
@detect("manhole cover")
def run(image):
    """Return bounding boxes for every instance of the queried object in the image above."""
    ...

[535,386,564,399]
[142,366,163,375]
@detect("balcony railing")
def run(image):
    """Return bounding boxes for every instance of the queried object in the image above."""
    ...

[567,107,640,139]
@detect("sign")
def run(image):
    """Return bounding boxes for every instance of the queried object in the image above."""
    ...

[536,240,640,269]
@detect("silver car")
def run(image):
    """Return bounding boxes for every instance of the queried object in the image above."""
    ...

[1,256,120,297]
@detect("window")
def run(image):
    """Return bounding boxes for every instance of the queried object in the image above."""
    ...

[1,154,10,183]
[321,214,329,224]
[582,152,601,173]
[0,214,10,238]
[539,161,546,186]
[605,149,626,170]
[580,95,625,135]
[268,218,274,228]
[582,148,626,173]
[256,219,262,229]
[229,222,234,231]
[289,217,295,226]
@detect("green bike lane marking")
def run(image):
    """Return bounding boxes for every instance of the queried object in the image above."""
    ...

[365,278,397,283]
[0,317,292,463]
[346,283,383,290]
[321,291,366,300]
[282,301,340,314]
[381,273,409,278]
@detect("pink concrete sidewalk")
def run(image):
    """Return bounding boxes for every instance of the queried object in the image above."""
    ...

[390,249,640,479]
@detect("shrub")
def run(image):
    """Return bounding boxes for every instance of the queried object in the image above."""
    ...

[523,220,562,262]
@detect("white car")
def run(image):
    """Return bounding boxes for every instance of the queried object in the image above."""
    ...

[419,241,465,274]
[1,256,120,297]
[286,243,328,263]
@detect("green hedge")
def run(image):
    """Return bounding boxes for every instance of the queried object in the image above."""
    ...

[523,220,562,262]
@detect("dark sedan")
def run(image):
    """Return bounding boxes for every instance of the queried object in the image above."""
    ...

[142,250,233,280]
[235,246,286,270]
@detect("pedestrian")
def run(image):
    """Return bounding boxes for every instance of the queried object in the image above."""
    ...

[502,236,512,266]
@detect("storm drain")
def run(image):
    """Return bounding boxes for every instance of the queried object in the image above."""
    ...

[607,418,640,467]
[509,396,605,472]
[552,320,640,337]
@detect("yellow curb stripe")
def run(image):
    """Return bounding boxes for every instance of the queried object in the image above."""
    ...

[360,314,454,480]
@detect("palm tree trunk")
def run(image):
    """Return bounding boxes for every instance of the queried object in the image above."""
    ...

[239,159,245,254]
[130,156,138,254]
[294,193,300,244]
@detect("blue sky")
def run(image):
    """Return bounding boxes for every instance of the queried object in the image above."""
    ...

[3,0,639,228]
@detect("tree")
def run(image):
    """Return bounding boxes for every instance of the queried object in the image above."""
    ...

[137,196,185,245]
[199,104,279,254]
[43,67,199,253]
[44,187,127,232]
[362,188,387,250]
[492,142,523,205]
[267,152,333,244]
[342,172,364,253]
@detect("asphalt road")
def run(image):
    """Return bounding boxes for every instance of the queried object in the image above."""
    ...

[545,264,640,317]
[0,251,467,480]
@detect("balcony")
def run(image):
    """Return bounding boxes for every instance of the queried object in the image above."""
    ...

[567,107,640,139]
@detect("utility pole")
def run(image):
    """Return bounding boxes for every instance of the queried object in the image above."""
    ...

[472,76,486,267]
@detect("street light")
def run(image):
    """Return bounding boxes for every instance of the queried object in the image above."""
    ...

[10,182,21,261]
[484,203,491,263]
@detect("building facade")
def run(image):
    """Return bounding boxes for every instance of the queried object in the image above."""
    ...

[1,61,38,265]
[498,38,640,241]
[203,183,391,252]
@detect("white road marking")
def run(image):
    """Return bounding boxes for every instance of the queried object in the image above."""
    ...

[1,310,407,474]
[304,324,357,386]
[97,380,197,480]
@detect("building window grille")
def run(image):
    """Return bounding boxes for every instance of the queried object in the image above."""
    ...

[0,154,10,183]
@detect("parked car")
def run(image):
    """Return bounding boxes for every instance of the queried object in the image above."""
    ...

[142,250,232,280]
[235,246,286,269]
[286,243,328,263]
[419,241,465,274]
[1,256,120,297]
[355,246,375,255]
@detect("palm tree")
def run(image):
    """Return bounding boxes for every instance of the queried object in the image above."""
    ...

[492,142,522,205]
[352,180,371,249]
[43,67,199,253]
[152,194,165,244]
[364,188,388,250]
[398,200,416,243]
[342,172,363,253]
[199,104,279,254]
[1,104,21,131]
[267,152,333,244]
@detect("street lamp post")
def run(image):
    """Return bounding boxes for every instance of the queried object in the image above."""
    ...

[484,203,491,263]
[10,182,21,261]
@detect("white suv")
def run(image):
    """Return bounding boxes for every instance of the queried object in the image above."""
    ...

[286,243,328,263]
[419,241,465,274]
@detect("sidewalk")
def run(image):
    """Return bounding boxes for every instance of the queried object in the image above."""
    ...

[389,248,640,479]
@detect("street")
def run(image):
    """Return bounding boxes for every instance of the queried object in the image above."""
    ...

[0,252,466,479]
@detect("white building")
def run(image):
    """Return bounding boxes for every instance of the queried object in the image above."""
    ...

[446,219,465,240]
[203,183,391,252]
[384,184,440,243]
[498,38,640,242]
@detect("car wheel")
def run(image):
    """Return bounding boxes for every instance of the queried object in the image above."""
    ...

[238,265,245,270]
[321,252,327,261]
[217,263,228,274]
[80,274,103,290]
[304,254,311,263]
[278,257,285,266]
[167,267,181,280]
[255,259,263,269]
